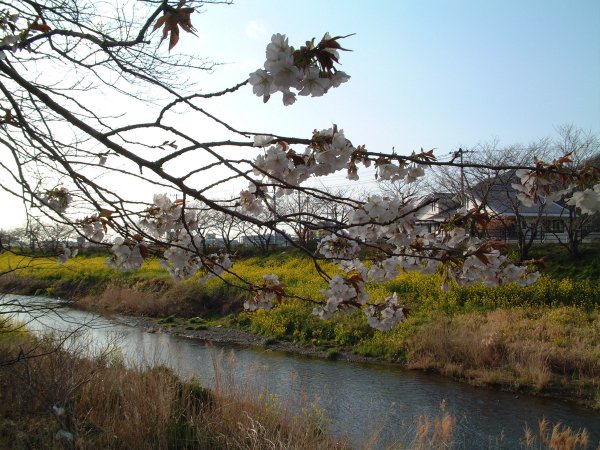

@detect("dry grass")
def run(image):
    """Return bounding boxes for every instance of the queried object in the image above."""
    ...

[522,418,591,450]
[411,401,454,450]
[0,329,345,450]
[363,401,596,449]
[406,308,600,403]
[76,280,242,318]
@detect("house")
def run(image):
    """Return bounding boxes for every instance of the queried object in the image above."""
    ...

[415,193,462,234]
[415,172,600,243]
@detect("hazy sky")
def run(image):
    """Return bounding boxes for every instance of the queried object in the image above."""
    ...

[1,0,599,228]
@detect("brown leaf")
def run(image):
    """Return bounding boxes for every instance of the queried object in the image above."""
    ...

[30,23,51,33]
[318,33,355,52]
[153,6,196,51]
[139,243,149,259]
[152,16,166,33]
[176,8,196,34]
[169,24,180,51]
[287,150,306,167]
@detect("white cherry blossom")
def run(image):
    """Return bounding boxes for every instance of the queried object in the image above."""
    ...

[298,67,330,97]
[253,135,275,147]
[248,69,276,97]
[567,184,600,215]
[244,274,283,311]
[250,33,351,105]
[106,238,144,272]
[82,221,105,242]
[364,293,406,331]
[317,234,359,260]
[42,187,72,213]
[57,247,78,264]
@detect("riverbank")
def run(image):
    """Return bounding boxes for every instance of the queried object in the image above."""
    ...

[0,320,349,450]
[113,307,600,411]
[5,296,599,449]
[116,314,378,364]
[1,247,599,409]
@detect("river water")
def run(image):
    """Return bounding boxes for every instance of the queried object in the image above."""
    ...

[4,294,599,449]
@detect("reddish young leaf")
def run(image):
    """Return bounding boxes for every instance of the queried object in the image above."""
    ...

[28,17,52,33]
[152,5,196,51]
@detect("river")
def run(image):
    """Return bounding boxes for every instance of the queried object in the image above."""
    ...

[4,294,599,449]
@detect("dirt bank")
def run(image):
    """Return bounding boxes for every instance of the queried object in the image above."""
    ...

[115,315,375,364]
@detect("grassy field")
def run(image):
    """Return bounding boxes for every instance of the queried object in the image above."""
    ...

[1,245,599,407]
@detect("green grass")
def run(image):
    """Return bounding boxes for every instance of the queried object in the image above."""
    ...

[526,243,600,281]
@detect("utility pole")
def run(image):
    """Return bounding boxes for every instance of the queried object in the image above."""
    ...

[454,148,474,208]
[453,148,466,207]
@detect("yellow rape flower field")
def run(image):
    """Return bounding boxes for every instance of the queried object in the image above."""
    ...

[1,247,599,408]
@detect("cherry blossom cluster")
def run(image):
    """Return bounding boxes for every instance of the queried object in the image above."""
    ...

[41,187,72,213]
[198,253,234,282]
[81,220,106,242]
[106,237,145,271]
[249,33,351,105]
[375,160,426,184]
[514,172,600,215]
[244,130,541,328]
[317,234,359,260]
[441,233,540,289]
[0,11,19,59]
[309,201,541,326]
[351,195,417,225]
[313,273,368,320]
[53,216,105,265]
[512,154,600,215]
[160,234,205,281]
[242,127,356,214]
[140,194,193,238]
[364,293,407,332]
[57,247,78,264]
[566,184,600,215]
[244,274,284,311]
[247,132,429,220]
[239,183,269,216]
[252,141,311,187]
[512,169,567,207]
[97,194,232,281]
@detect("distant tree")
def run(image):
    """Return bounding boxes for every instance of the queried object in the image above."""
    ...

[378,175,428,204]
[548,125,600,257]
[209,203,244,253]
[0,227,25,251]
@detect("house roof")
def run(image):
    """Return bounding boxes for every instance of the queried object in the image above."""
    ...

[416,171,569,224]
[471,171,568,218]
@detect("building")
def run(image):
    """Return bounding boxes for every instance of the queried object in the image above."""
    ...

[415,173,600,243]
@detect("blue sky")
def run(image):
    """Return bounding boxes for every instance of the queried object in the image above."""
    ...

[1,0,599,228]
[190,0,600,152]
